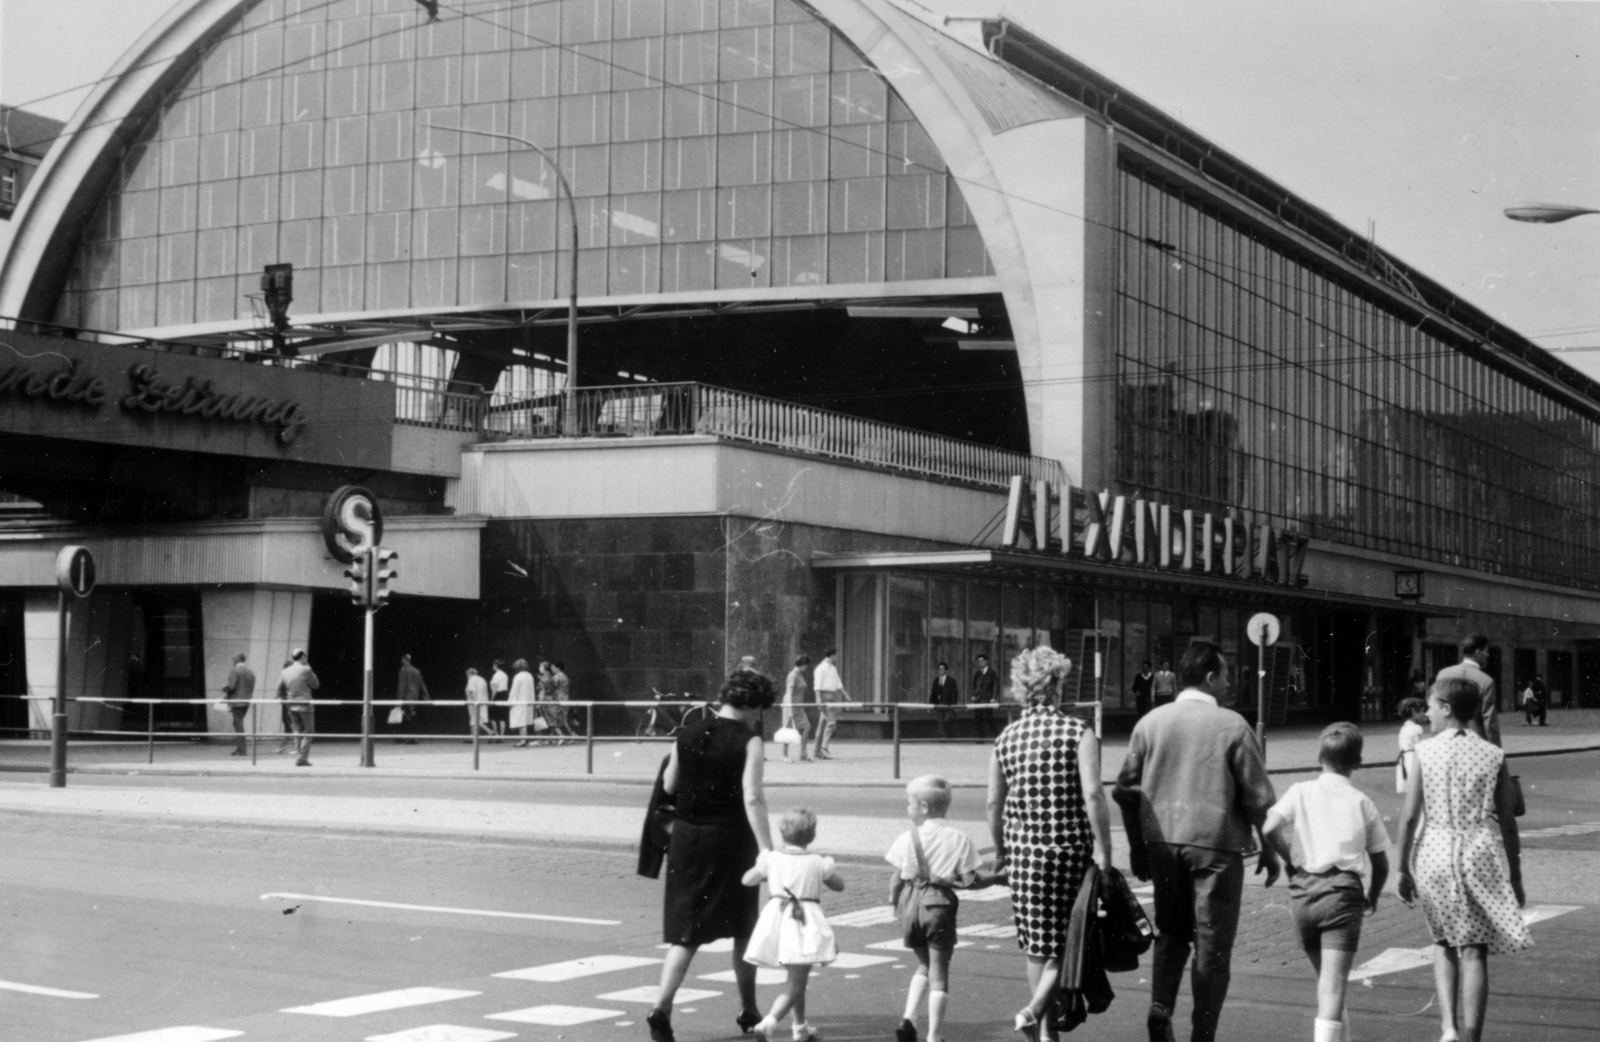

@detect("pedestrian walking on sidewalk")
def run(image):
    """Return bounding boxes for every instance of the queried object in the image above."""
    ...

[1394,697,1427,794]
[648,669,776,1042]
[547,660,576,743]
[273,658,295,754]
[1522,674,1548,726]
[464,667,492,738]
[1436,634,1500,746]
[1152,659,1177,707]
[489,658,510,735]
[781,655,814,762]
[810,650,849,760]
[1396,677,1529,1042]
[1131,661,1154,718]
[989,646,1114,1042]
[1115,641,1280,1042]
[222,652,256,756]
[970,655,999,737]
[278,650,318,767]
[395,654,431,743]
[508,658,539,746]
[928,663,958,739]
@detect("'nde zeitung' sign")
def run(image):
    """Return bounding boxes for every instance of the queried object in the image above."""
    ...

[0,329,394,468]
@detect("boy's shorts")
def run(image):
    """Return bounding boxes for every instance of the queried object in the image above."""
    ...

[1289,868,1365,953]
[898,885,959,952]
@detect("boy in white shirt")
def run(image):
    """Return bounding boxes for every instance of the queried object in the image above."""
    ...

[1263,723,1391,1042]
[884,775,999,1042]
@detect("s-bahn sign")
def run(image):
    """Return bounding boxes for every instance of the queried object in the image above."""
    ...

[0,329,392,468]
[1001,476,1309,588]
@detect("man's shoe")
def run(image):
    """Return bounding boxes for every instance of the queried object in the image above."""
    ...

[295,759,311,767]
[230,749,247,756]
[895,1018,917,1042]
[1146,1005,1176,1042]
[736,1009,763,1035]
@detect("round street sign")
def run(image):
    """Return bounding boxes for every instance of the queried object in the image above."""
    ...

[321,485,383,564]
[1246,612,1280,647]
[56,545,96,598]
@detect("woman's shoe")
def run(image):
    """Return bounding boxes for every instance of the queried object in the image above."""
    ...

[736,1009,764,1034]
[1014,1008,1040,1042]
[647,1008,675,1042]
[793,1023,820,1042]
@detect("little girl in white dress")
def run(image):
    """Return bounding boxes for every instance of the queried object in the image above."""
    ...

[742,808,845,1041]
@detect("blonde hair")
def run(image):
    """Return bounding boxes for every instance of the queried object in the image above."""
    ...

[779,808,818,847]
[906,774,953,815]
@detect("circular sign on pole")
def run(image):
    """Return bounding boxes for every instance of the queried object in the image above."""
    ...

[1246,612,1281,648]
[321,485,383,564]
[55,545,96,599]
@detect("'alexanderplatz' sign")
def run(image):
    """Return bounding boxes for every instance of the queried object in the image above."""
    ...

[1001,476,1309,588]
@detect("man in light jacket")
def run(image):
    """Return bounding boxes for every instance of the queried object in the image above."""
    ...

[277,650,319,767]
[222,652,256,756]
[810,648,849,760]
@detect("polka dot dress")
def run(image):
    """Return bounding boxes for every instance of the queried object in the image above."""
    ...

[1412,729,1532,954]
[995,705,1092,958]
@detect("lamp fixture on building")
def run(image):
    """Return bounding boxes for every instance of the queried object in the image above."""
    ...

[1504,203,1600,224]
[260,263,294,357]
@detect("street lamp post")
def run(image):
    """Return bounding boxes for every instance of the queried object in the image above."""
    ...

[1504,202,1600,224]
[423,123,581,435]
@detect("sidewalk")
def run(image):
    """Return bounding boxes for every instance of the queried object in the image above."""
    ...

[5,707,1599,787]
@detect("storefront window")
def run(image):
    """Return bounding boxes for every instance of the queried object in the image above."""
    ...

[840,573,877,705]
[1120,597,1150,711]
[967,580,999,689]
[1000,583,1033,700]
[886,574,927,704]
[928,577,964,693]
[1149,599,1174,672]
[1094,592,1121,705]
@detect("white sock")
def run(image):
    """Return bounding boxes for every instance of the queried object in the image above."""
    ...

[927,990,948,1041]
[1313,1017,1341,1042]
[903,975,928,1022]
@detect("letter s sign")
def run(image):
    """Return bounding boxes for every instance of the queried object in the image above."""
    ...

[322,485,384,564]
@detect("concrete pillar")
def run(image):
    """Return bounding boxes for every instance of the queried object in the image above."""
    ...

[21,589,133,734]
[200,589,313,739]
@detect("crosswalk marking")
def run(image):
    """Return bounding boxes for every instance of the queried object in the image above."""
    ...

[658,938,735,953]
[366,1027,518,1042]
[828,953,899,969]
[1523,903,1581,926]
[284,987,481,1017]
[957,923,1017,939]
[830,906,899,928]
[0,978,98,999]
[700,968,792,984]
[598,986,722,1005]
[1350,946,1432,982]
[261,892,619,926]
[866,939,972,951]
[485,1006,627,1026]
[496,956,663,982]
[1521,821,1600,838]
[959,886,1014,903]
[73,1031,242,1042]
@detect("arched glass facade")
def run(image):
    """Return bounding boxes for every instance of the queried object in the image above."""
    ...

[54,0,992,332]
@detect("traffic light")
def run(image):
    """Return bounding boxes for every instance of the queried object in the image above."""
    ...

[344,550,370,606]
[415,0,439,20]
[373,548,399,608]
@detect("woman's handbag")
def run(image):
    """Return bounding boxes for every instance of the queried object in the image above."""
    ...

[386,706,404,725]
[772,725,802,745]
[1510,774,1527,817]
[1099,866,1155,972]
[638,755,675,878]
[531,714,550,732]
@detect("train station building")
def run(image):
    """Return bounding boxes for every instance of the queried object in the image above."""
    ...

[4,0,1600,740]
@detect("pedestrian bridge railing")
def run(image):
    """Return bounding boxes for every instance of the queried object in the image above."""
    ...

[0,696,1100,780]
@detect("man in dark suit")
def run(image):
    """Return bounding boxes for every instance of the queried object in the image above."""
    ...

[928,661,959,738]
[970,654,999,737]
[1132,660,1154,718]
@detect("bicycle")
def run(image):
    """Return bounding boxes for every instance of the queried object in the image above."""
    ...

[636,688,714,737]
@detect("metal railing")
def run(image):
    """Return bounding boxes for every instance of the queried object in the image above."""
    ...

[0,695,1102,780]
[485,382,1065,489]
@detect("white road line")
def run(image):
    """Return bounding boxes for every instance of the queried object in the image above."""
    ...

[828,953,898,969]
[283,987,481,1017]
[487,1005,627,1026]
[1523,903,1582,926]
[867,939,972,951]
[960,886,1013,903]
[0,978,98,999]
[496,955,663,982]
[829,906,899,927]
[261,892,620,926]
[598,986,722,1005]
[367,1028,518,1042]
[73,1031,242,1042]
[1350,946,1432,981]
[657,938,734,953]
[699,968,792,984]
[957,923,1017,939]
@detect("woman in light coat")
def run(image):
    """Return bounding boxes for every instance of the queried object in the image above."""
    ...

[508,658,539,747]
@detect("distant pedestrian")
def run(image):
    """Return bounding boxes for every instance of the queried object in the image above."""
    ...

[274,658,294,754]
[1261,723,1391,1042]
[1397,677,1529,1042]
[1436,634,1500,746]
[782,655,814,763]
[1132,660,1154,717]
[508,658,539,747]
[810,649,849,760]
[969,655,999,737]
[464,667,492,738]
[548,660,576,743]
[927,662,958,739]
[222,652,256,756]
[395,654,431,744]
[1521,674,1547,726]
[278,649,318,767]
[489,658,510,735]
[1116,641,1280,1042]
[742,807,844,1042]
[1152,659,1177,706]
[738,655,760,674]
[1394,697,1427,794]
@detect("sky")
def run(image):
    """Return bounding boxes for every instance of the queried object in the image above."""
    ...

[3,0,1599,377]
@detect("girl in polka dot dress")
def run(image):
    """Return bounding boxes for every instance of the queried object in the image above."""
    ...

[1396,677,1530,1042]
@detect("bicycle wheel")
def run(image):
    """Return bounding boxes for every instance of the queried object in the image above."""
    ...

[679,703,713,729]
[636,708,659,737]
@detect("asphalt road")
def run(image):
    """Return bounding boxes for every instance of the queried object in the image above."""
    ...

[4,753,1599,1042]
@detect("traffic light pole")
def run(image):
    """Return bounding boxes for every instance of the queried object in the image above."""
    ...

[50,589,69,788]
[360,602,376,768]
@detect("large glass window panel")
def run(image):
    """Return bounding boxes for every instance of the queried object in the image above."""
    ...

[238,125,281,176]
[663,136,716,188]
[158,232,197,283]
[507,199,558,252]
[196,275,236,322]
[886,173,944,229]
[773,180,825,236]
[886,229,943,282]
[613,88,664,141]
[237,175,278,224]
[610,192,662,244]
[717,131,770,186]
[159,186,198,234]
[412,257,457,306]
[887,575,928,704]
[718,79,773,133]
[325,114,369,167]
[615,0,666,40]
[829,177,884,233]
[720,26,773,81]
[828,230,882,285]
[609,243,660,295]
[460,254,507,305]
[156,280,195,326]
[511,49,561,99]
[281,169,323,219]
[829,123,886,179]
[773,74,828,128]
[463,52,510,103]
[561,93,612,145]
[322,214,365,267]
[768,235,824,286]
[665,32,719,84]
[507,251,557,299]
[662,241,714,291]
[715,238,769,288]
[278,218,319,268]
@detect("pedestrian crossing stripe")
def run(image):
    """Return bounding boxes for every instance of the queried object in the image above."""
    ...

[1521,822,1600,837]
[496,956,663,982]
[485,1006,627,1026]
[0,978,98,999]
[657,938,735,952]
[1522,904,1581,926]
[74,1031,242,1042]
[828,953,899,969]
[828,906,899,927]
[957,923,1017,938]
[1350,905,1579,981]
[367,1027,518,1042]
[700,968,793,984]
[959,886,1014,903]
[866,939,973,951]
[597,986,722,1005]
[283,987,481,1017]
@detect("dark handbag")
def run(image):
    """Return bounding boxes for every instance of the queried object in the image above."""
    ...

[637,755,675,879]
[1510,774,1526,818]
[1099,866,1154,972]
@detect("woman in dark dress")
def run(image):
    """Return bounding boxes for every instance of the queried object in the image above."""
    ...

[649,670,776,1042]
[986,646,1114,1042]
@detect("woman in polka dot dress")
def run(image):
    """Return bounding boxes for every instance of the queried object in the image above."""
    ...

[1397,676,1529,1042]
[986,646,1114,1042]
